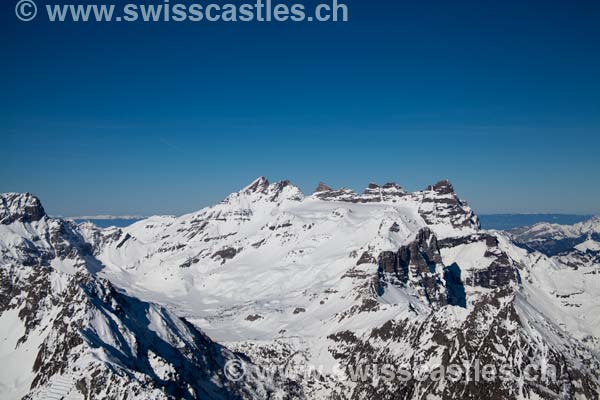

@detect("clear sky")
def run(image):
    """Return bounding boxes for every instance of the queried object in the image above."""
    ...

[2,0,599,216]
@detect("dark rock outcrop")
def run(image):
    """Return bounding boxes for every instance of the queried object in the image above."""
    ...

[419,180,480,230]
[426,179,455,195]
[376,228,447,306]
[245,176,270,194]
[357,251,376,265]
[212,247,239,264]
[314,182,333,193]
[376,230,522,307]
[439,234,521,289]
[0,193,46,225]
[332,288,600,400]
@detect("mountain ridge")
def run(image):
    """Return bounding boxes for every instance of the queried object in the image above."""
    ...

[1,179,599,399]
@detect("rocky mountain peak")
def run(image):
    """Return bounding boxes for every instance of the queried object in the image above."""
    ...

[230,177,303,204]
[382,182,404,190]
[268,179,304,202]
[244,176,270,194]
[363,183,380,196]
[0,192,46,225]
[418,180,480,230]
[376,227,447,307]
[314,182,332,193]
[364,182,406,196]
[427,179,455,195]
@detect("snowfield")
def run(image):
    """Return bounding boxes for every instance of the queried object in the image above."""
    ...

[1,179,599,399]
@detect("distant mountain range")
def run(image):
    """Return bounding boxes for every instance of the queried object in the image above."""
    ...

[1,180,599,399]
[479,214,594,230]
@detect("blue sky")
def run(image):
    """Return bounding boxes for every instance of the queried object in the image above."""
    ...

[2,0,599,216]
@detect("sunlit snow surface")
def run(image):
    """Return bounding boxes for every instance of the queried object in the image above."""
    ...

[2,182,600,399]
[83,180,600,364]
[92,185,469,343]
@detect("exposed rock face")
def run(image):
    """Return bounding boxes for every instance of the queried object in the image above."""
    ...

[244,176,270,194]
[0,195,297,400]
[361,182,407,202]
[0,193,46,225]
[314,182,332,193]
[313,187,358,201]
[377,230,522,307]
[15,272,274,400]
[426,179,455,195]
[439,233,521,289]
[0,216,97,271]
[313,182,407,203]
[418,180,480,230]
[330,289,600,400]
[311,179,478,232]
[475,247,520,288]
[337,226,597,400]
[365,183,380,192]
[381,182,406,193]
[377,228,447,307]
[232,176,304,203]
[357,251,376,265]
[212,246,239,264]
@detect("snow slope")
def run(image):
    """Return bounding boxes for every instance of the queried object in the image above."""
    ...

[82,177,600,399]
[0,193,293,400]
[2,180,600,399]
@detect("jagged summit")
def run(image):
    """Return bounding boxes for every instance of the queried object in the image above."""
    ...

[243,176,270,194]
[427,179,455,195]
[363,182,406,198]
[242,178,459,203]
[0,192,46,225]
[226,176,304,204]
[314,182,332,193]
[382,182,404,190]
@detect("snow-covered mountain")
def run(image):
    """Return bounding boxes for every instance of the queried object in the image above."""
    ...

[509,217,600,272]
[0,193,292,400]
[503,217,600,362]
[2,179,600,399]
[509,216,600,256]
